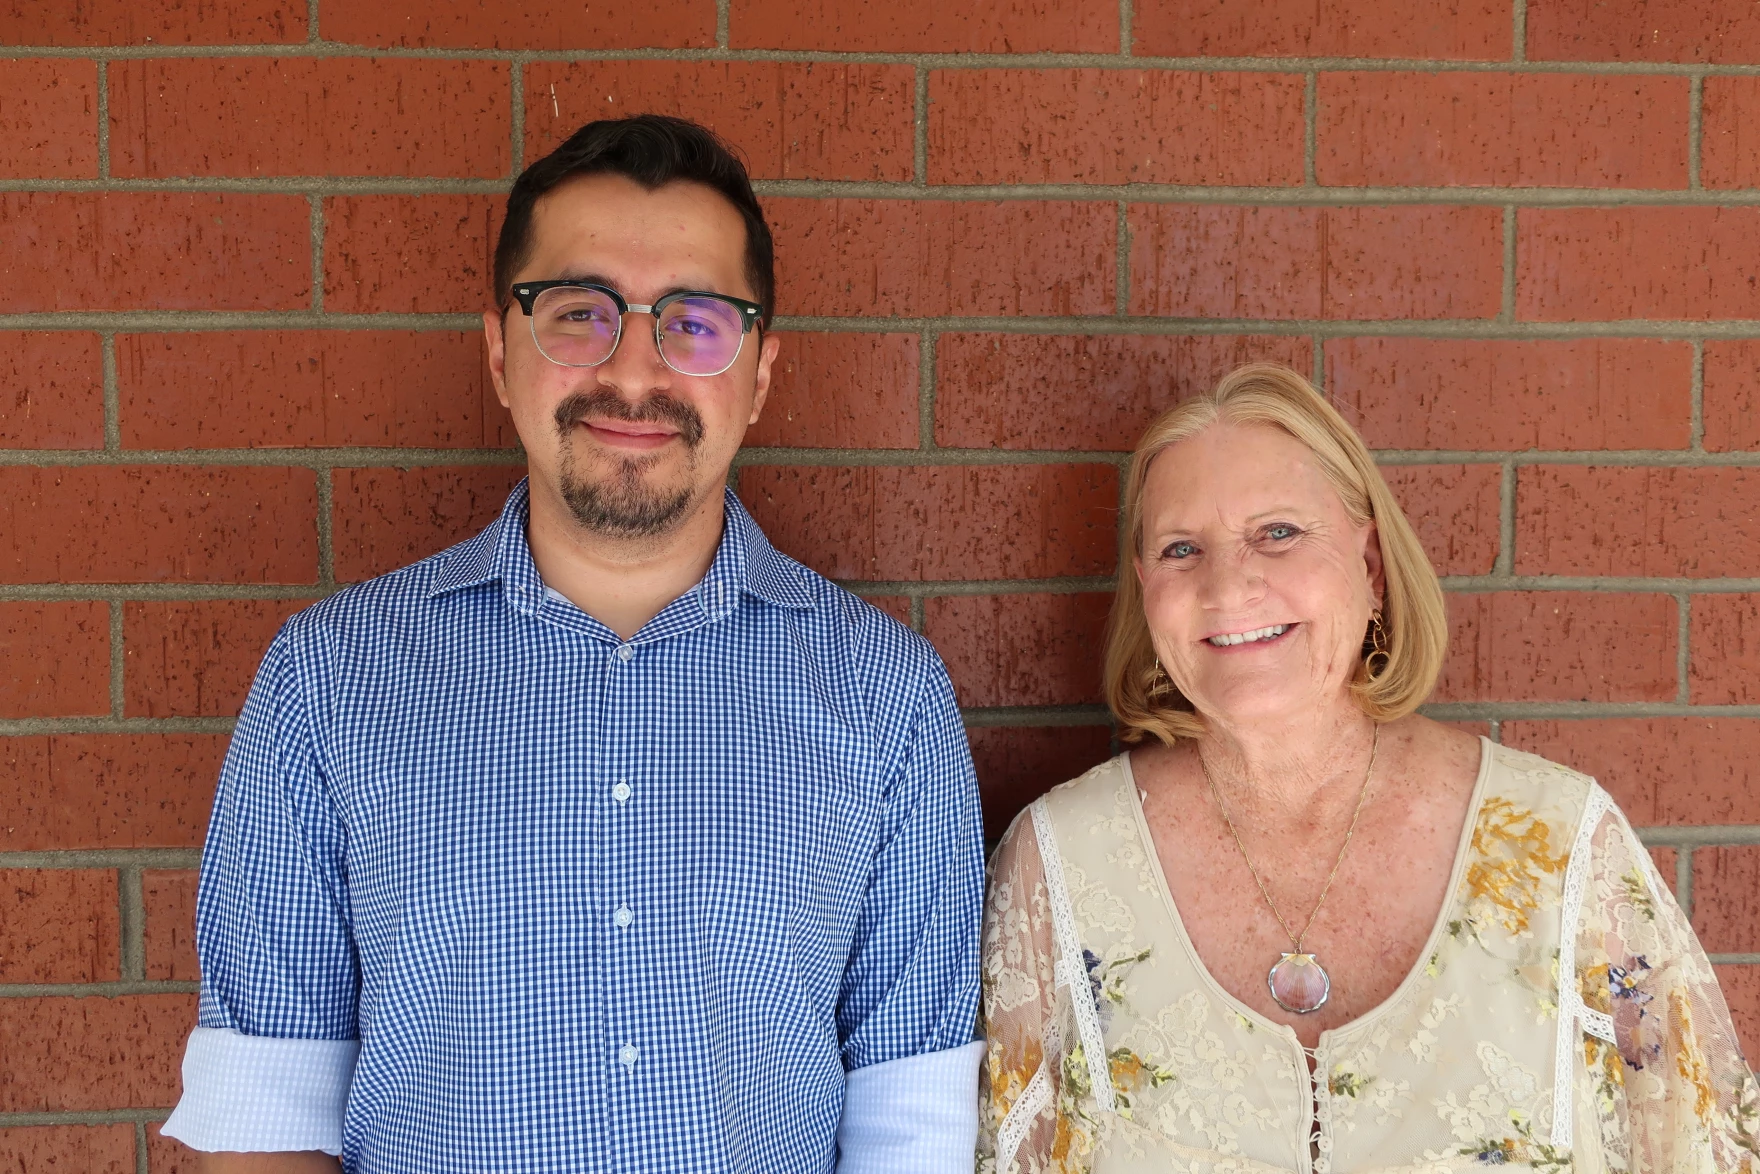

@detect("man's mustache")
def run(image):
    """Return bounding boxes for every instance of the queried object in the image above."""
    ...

[553,390,705,448]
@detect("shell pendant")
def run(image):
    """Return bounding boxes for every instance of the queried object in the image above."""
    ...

[1268,951,1332,1014]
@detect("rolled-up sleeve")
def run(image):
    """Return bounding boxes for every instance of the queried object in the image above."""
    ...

[161,626,361,1154]
[834,656,985,1168]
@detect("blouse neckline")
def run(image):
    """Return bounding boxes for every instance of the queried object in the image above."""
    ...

[1117,733,1496,1049]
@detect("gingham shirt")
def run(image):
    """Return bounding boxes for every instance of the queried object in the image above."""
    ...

[161,481,985,1173]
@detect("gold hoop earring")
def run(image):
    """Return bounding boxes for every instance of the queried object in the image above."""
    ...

[1148,655,1173,697]
[1363,610,1391,679]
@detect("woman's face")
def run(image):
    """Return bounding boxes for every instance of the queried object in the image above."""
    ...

[1135,422,1385,730]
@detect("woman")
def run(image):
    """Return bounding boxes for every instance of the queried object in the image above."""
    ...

[977,365,1757,1173]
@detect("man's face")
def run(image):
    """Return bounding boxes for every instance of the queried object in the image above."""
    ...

[484,173,779,540]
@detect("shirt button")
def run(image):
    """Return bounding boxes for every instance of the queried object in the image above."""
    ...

[615,644,635,662]
[612,781,632,804]
[614,904,633,928]
[619,1044,639,1068]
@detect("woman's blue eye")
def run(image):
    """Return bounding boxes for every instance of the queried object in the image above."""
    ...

[1166,541,1197,559]
[1265,524,1298,541]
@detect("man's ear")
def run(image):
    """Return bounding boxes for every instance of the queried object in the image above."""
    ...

[747,330,781,426]
[483,308,511,409]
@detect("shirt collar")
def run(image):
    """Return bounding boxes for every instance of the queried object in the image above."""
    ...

[427,479,817,617]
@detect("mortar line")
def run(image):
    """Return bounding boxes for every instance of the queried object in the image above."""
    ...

[0,716,236,735]
[1119,0,1134,55]
[909,596,926,632]
[1689,74,1704,190]
[1500,206,1517,323]
[1496,462,1516,577]
[918,329,937,450]
[0,981,201,998]
[1638,826,1760,847]
[108,599,125,717]
[25,45,1760,72]
[1303,72,1318,187]
[914,67,929,186]
[101,332,120,451]
[308,194,325,313]
[135,1121,149,1174]
[714,0,731,47]
[118,865,145,982]
[509,57,526,175]
[1676,591,1693,703]
[95,60,109,180]
[18,175,1760,204]
[307,0,320,42]
[1486,717,1502,743]
[1512,0,1527,62]
[1115,201,1131,315]
[0,1110,172,1128]
[316,466,336,591]
[1691,338,1706,451]
[0,849,202,869]
[1678,846,1695,916]
[1311,332,1325,388]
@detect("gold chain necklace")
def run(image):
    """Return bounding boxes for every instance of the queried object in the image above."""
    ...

[1198,726,1379,1015]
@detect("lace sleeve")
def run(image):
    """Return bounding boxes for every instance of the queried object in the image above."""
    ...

[978,809,1083,1174]
[1576,801,1760,1172]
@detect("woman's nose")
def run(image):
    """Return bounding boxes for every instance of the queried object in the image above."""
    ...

[1197,549,1267,610]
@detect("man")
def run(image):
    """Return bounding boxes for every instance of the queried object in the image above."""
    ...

[162,115,985,1173]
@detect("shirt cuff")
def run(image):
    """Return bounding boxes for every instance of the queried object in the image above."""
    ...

[835,1040,985,1174]
[160,1025,360,1155]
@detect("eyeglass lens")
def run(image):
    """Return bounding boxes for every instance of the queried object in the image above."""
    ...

[530,287,748,377]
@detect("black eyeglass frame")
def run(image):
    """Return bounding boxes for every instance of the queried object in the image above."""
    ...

[507,280,767,377]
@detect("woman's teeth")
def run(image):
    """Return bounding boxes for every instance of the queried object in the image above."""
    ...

[1207,624,1290,647]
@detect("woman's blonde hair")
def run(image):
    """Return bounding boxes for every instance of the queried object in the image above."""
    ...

[1102,363,1448,746]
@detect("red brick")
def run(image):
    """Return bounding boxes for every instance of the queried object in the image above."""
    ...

[1689,594,1760,704]
[333,465,526,582]
[118,331,505,450]
[0,601,109,718]
[1528,0,1760,63]
[1517,466,1760,577]
[1703,340,1760,451]
[144,869,199,982]
[929,70,1304,186]
[0,993,195,1111]
[738,464,1118,582]
[1317,73,1688,188]
[1516,207,1760,320]
[1128,205,1503,320]
[768,199,1114,318]
[1380,464,1501,577]
[1133,0,1509,58]
[0,0,301,44]
[732,0,1114,51]
[1716,964,1760,1060]
[934,334,1310,452]
[1327,337,1693,451]
[0,1124,136,1173]
[125,600,305,718]
[147,1124,196,1174]
[526,62,914,182]
[744,333,918,450]
[1702,78,1760,187]
[859,595,914,627]
[0,734,227,851]
[0,60,97,178]
[1691,846,1760,953]
[0,869,119,983]
[1434,592,1676,703]
[0,192,310,312]
[0,466,318,584]
[1505,718,1760,826]
[1651,846,1680,897]
[323,195,500,314]
[110,58,508,180]
[322,0,712,49]
[926,593,1111,708]
[968,725,1114,841]
[0,331,104,449]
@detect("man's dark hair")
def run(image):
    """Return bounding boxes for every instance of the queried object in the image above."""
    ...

[492,114,774,322]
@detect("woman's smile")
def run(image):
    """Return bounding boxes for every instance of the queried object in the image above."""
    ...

[1203,622,1297,649]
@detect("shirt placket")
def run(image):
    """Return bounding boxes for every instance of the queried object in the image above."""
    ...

[600,629,647,1163]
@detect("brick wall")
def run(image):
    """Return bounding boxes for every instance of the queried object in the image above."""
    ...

[4,0,1760,1165]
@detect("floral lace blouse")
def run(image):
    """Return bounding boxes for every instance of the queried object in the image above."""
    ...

[977,739,1759,1173]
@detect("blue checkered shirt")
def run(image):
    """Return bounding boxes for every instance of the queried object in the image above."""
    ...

[162,482,985,1173]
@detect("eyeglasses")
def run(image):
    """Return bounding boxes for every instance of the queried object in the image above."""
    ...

[508,281,765,378]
